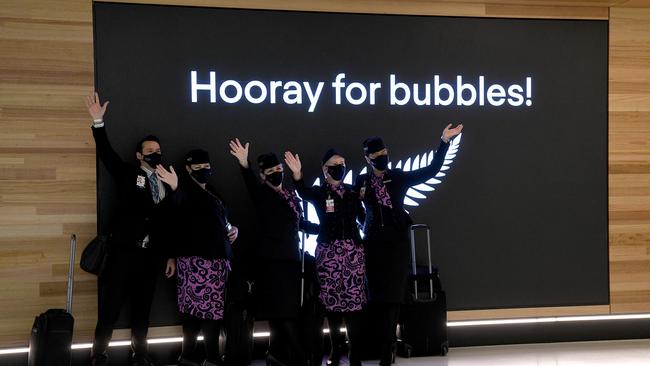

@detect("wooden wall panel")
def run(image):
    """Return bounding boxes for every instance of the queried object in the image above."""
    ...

[609,7,650,313]
[0,0,648,347]
[0,0,96,347]
[103,0,610,19]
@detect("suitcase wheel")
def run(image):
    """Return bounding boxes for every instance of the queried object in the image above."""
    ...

[441,344,449,356]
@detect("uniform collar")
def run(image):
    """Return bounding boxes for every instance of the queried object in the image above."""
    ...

[140,165,154,177]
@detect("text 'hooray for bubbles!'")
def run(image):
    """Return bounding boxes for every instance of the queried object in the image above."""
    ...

[190,71,533,112]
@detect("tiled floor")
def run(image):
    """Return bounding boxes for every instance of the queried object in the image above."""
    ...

[251,339,650,366]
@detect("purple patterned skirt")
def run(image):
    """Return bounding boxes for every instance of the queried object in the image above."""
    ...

[176,256,230,320]
[315,239,367,312]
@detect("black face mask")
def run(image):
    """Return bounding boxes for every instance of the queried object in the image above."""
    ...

[266,171,284,187]
[142,152,162,168]
[370,155,389,171]
[191,168,212,184]
[327,165,346,181]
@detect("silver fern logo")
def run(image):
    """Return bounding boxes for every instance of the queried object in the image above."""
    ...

[299,133,462,255]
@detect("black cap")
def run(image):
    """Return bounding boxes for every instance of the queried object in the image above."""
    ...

[258,153,281,171]
[185,149,210,165]
[363,137,386,155]
[321,148,343,165]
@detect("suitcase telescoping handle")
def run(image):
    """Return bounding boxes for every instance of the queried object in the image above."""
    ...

[300,229,306,307]
[300,201,307,307]
[66,234,77,314]
[409,224,434,300]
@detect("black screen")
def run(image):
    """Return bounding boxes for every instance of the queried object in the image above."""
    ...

[93,2,608,319]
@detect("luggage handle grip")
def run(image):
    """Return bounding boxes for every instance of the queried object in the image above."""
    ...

[410,223,430,231]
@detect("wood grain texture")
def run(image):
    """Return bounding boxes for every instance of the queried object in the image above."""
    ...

[609,7,650,314]
[97,0,610,19]
[0,0,648,347]
[448,305,612,321]
[0,0,96,347]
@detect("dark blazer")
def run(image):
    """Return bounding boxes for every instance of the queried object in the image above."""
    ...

[353,138,450,303]
[354,139,451,238]
[293,178,364,244]
[240,164,318,261]
[92,126,173,254]
[171,174,233,260]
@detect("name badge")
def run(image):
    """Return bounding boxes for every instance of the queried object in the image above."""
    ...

[136,175,146,189]
[326,198,335,213]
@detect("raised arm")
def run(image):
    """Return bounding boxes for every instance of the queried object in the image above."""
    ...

[284,151,321,203]
[86,92,129,177]
[402,123,463,186]
[229,138,261,201]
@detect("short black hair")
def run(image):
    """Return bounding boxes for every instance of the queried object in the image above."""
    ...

[135,135,161,153]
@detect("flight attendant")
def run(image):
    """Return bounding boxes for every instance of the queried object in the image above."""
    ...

[355,123,463,366]
[156,149,239,366]
[284,149,366,366]
[229,139,318,366]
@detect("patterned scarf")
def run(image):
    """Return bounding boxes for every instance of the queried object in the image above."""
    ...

[370,173,393,208]
[278,188,302,218]
[328,183,345,198]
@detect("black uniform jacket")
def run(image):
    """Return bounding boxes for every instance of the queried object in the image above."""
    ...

[171,174,232,260]
[353,139,450,302]
[293,178,364,244]
[239,163,318,319]
[240,164,318,262]
[92,126,173,255]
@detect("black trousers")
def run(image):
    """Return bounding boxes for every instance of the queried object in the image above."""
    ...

[268,318,307,366]
[376,303,400,366]
[180,313,222,364]
[92,247,159,356]
[326,311,362,364]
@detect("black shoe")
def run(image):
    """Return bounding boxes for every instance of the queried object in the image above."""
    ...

[326,355,340,366]
[91,352,108,366]
[131,352,157,366]
[378,343,397,366]
[327,344,343,366]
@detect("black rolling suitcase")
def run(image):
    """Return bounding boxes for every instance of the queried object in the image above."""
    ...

[28,234,77,366]
[397,224,448,357]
